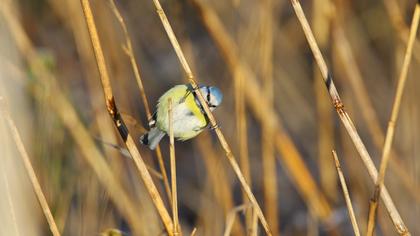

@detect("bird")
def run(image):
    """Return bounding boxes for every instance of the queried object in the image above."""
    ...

[140,84,223,150]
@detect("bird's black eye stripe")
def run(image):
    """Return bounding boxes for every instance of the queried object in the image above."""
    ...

[206,86,211,103]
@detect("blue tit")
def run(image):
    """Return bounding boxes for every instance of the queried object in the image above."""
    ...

[140,84,223,150]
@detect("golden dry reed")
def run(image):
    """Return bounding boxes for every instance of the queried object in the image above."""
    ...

[1,0,419,235]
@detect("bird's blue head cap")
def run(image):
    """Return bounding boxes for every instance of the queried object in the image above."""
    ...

[198,85,223,109]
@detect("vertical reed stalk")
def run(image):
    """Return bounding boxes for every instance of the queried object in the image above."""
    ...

[366,4,420,236]
[332,150,361,236]
[168,98,180,235]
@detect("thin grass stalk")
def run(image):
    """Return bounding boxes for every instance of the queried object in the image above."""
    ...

[191,0,333,223]
[289,0,409,234]
[190,228,197,236]
[260,0,279,234]
[339,127,369,232]
[79,0,173,233]
[168,99,180,235]
[151,0,272,234]
[332,150,361,236]
[366,5,420,236]
[108,0,172,204]
[0,99,61,236]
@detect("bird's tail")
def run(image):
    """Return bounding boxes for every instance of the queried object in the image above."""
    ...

[140,127,165,150]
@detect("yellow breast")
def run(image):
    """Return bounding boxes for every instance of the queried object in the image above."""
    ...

[155,85,208,140]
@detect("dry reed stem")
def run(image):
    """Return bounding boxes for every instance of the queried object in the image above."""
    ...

[168,99,180,235]
[190,228,197,236]
[289,0,409,234]
[260,0,279,234]
[332,150,361,236]
[333,25,420,202]
[366,5,420,236]
[0,99,61,236]
[108,0,172,204]
[191,0,332,223]
[224,204,250,236]
[151,0,272,234]
[79,0,174,233]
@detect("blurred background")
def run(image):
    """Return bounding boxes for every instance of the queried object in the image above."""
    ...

[0,0,419,235]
